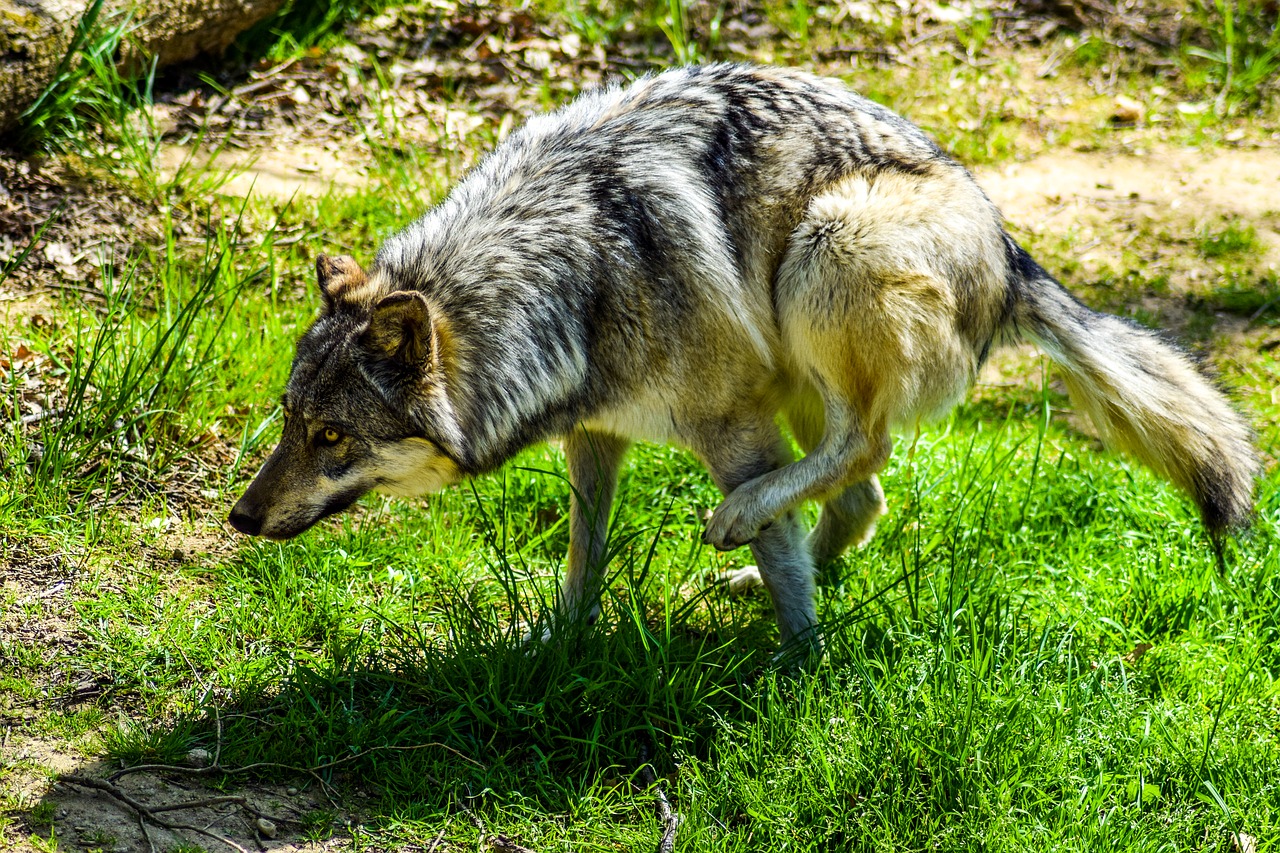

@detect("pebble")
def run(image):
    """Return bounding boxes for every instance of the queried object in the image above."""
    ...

[256,818,278,839]
[1112,95,1144,124]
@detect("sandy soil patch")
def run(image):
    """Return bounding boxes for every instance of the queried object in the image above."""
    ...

[158,143,369,200]
[977,144,1280,271]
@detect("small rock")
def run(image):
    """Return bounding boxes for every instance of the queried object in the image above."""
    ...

[256,818,278,839]
[286,786,299,796]
[1112,95,1144,124]
[186,747,212,768]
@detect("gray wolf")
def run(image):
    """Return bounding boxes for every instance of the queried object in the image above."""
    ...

[228,64,1257,655]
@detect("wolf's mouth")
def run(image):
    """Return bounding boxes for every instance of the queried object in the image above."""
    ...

[230,485,369,540]
[316,486,367,522]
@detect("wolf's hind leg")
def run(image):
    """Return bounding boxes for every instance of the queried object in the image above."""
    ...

[808,478,887,564]
[558,429,629,626]
[786,399,888,566]
[704,169,984,553]
[703,397,890,553]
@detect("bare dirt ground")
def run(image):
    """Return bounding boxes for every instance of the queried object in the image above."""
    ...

[5,744,353,853]
[986,146,1280,255]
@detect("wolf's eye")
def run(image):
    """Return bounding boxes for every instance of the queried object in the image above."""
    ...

[319,427,342,446]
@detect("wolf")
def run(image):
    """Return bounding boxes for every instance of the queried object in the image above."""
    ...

[228,64,1256,654]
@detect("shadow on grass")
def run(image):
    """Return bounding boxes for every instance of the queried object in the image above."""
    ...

[24,433,1280,849]
[27,575,794,849]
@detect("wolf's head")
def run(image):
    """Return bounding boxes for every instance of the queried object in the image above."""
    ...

[228,255,465,540]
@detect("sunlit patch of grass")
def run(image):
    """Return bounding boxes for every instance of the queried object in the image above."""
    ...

[67,404,1279,849]
[1183,0,1280,114]
[1203,273,1280,323]
[1197,221,1261,259]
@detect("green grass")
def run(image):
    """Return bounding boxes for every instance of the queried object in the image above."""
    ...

[1198,221,1261,259]
[2,0,1280,850]
[1184,0,1280,113]
[36,412,1279,849]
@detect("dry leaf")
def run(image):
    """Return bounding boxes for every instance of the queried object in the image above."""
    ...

[1231,831,1258,853]
[1123,643,1152,663]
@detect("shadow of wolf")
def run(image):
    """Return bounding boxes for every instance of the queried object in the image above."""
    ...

[229,64,1257,660]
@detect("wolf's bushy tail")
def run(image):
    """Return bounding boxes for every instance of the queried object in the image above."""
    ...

[1006,241,1257,532]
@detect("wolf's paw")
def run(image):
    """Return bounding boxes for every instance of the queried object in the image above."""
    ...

[702,490,772,551]
[712,565,764,595]
[517,620,553,646]
[772,631,825,674]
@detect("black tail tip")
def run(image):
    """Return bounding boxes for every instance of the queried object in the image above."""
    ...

[1194,458,1256,537]
[1198,493,1254,540]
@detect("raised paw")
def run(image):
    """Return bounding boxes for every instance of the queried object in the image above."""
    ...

[702,488,773,551]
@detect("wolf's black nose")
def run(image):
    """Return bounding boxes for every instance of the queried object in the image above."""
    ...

[228,507,262,536]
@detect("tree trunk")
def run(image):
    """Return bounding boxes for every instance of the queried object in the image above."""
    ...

[0,0,288,138]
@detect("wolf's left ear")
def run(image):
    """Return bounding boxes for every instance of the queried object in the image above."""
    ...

[364,291,436,367]
[317,254,372,312]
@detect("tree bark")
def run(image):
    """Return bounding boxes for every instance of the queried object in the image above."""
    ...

[0,0,288,137]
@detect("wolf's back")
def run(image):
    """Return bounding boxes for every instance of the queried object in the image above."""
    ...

[1006,240,1257,532]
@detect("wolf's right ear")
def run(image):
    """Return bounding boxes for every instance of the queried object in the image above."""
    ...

[316,254,372,312]
[363,290,437,368]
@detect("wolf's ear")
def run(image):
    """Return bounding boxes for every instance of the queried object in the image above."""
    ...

[364,291,435,366]
[316,254,371,312]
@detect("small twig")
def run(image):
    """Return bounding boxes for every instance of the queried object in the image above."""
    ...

[213,707,223,768]
[110,740,473,786]
[19,408,67,426]
[147,795,256,815]
[635,755,680,853]
[455,794,533,852]
[425,824,449,853]
[38,281,110,303]
[224,58,301,105]
[457,794,486,835]
[907,25,951,46]
[137,812,157,853]
[108,760,339,801]
[1247,297,1280,327]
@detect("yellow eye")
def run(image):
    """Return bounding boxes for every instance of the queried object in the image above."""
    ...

[320,427,342,446]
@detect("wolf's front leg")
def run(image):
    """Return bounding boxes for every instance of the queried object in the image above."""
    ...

[558,429,629,626]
